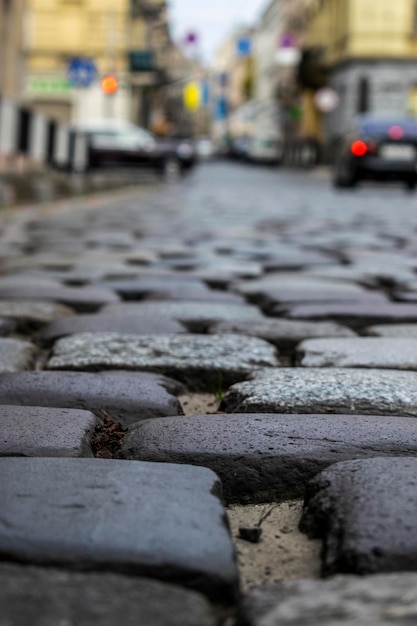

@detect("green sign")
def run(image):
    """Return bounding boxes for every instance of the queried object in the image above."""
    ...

[26,76,73,96]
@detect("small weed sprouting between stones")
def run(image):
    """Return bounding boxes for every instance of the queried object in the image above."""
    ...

[238,505,278,544]
[91,410,127,459]
[215,374,224,403]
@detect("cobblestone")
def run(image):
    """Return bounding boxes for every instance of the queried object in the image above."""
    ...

[119,412,417,503]
[0,370,182,426]
[2,163,417,622]
[47,332,279,389]
[0,564,217,626]
[297,337,417,369]
[101,301,264,332]
[244,574,417,625]
[300,457,417,576]
[221,368,417,415]
[39,312,186,344]
[0,338,37,372]
[0,405,97,457]
[0,458,238,602]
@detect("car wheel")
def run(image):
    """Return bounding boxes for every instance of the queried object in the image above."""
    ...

[332,161,358,188]
[162,157,181,182]
[405,179,416,191]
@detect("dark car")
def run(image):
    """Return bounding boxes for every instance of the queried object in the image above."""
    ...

[332,116,417,190]
[71,120,196,178]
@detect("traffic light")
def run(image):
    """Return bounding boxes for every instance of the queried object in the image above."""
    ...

[101,75,119,95]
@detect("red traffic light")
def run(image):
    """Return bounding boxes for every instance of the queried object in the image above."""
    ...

[101,75,119,95]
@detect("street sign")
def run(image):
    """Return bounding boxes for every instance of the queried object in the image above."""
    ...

[26,75,72,97]
[276,32,300,66]
[67,58,98,88]
[184,31,198,45]
[237,37,251,57]
[101,75,119,95]
[275,48,301,66]
[279,33,297,48]
[315,87,340,113]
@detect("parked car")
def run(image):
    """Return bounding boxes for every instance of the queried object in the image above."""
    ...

[71,119,196,177]
[195,137,215,160]
[246,136,283,165]
[333,116,417,190]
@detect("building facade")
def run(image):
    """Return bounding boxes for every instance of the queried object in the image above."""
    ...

[0,0,25,99]
[23,0,175,125]
[211,27,255,145]
[304,0,417,144]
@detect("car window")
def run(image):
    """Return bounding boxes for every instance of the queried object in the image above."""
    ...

[360,120,417,138]
[90,128,156,150]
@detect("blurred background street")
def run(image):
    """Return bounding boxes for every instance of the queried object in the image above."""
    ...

[2,0,417,199]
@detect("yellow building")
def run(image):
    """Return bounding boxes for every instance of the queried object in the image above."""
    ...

[301,0,417,143]
[24,0,168,124]
[0,0,25,98]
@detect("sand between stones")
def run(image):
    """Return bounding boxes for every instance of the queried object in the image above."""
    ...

[227,501,321,593]
[178,396,322,591]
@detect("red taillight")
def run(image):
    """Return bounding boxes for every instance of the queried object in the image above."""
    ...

[351,140,368,157]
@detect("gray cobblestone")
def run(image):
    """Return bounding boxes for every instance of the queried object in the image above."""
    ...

[47,332,279,390]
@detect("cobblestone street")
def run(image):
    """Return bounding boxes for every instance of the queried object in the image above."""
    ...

[2,161,417,625]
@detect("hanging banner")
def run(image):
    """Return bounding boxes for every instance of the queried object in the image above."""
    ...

[184,82,201,111]
[200,80,210,107]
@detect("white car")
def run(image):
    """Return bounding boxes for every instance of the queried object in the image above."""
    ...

[247,136,283,165]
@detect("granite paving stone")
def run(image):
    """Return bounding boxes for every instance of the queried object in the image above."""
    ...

[0,458,239,602]
[300,457,417,576]
[188,265,262,287]
[84,230,137,249]
[46,333,279,390]
[208,319,356,350]
[365,323,417,337]
[199,261,264,279]
[392,291,417,303]
[93,276,208,296]
[0,283,120,312]
[297,337,417,370]
[253,287,387,311]
[92,277,244,302]
[262,251,334,272]
[304,264,383,287]
[243,573,417,626]
[220,368,417,416]
[0,300,75,328]
[280,302,417,327]
[232,276,367,299]
[39,313,186,344]
[0,371,183,426]
[0,564,217,626]
[0,338,37,372]
[118,412,417,503]
[0,405,97,457]
[101,301,264,332]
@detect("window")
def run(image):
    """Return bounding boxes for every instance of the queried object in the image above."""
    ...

[414,0,417,36]
[357,77,370,114]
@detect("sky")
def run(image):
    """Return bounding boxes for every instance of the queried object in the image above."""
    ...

[169,0,268,64]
